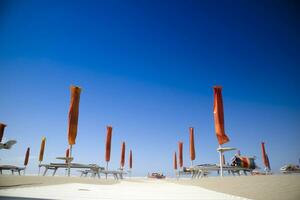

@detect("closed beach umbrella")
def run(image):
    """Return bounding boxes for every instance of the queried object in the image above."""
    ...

[237,150,241,156]
[105,126,113,163]
[24,147,30,175]
[129,150,132,169]
[174,151,177,170]
[105,126,113,179]
[213,86,230,177]
[178,142,183,168]
[189,127,195,165]
[67,85,81,176]
[261,142,270,171]
[120,142,126,169]
[38,137,46,175]
[24,147,30,166]
[67,86,81,145]
[222,154,226,165]
[0,123,6,143]
[213,86,229,145]
[39,137,46,162]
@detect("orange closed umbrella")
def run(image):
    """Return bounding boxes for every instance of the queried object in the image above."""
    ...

[213,86,229,145]
[178,142,183,168]
[120,142,126,169]
[39,137,46,162]
[38,137,46,175]
[67,86,81,176]
[0,123,6,143]
[174,151,177,170]
[24,147,30,175]
[189,127,195,165]
[129,150,132,169]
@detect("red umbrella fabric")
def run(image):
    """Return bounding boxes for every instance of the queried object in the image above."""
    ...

[129,150,132,169]
[0,123,7,143]
[178,142,183,168]
[174,151,178,170]
[120,142,126,168]
[105,126,113,162]
[189,127,196,161]
[24,147,30,166]
[213,86,229,145]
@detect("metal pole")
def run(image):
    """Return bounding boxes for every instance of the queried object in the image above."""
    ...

[219,145,223,177]
[106,161,108,179]
[68,145,72,177]
[38,161,41,175]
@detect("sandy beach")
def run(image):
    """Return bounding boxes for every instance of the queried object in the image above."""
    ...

[0,175,299,200]
[170,175,300,200]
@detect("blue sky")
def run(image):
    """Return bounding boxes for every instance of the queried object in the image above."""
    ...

[0,0,299,176]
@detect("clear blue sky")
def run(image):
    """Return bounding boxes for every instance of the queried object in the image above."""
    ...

[0,0,299,176]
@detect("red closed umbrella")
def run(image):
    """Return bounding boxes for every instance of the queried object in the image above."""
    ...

[178,142,183,168]
[213,86,229,145]
[0,123,7,143]
[24,147,30,175]
[261,142,271,171]
[174,151,177,170]
[129,150,132,169]
[189,127,195,165]
[120,142,126,169]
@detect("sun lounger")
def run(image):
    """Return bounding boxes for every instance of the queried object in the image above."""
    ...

[39,163,103,177]
[0,165,25,175]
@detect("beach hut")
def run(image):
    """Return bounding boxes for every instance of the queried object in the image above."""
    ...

[67,85,81,176]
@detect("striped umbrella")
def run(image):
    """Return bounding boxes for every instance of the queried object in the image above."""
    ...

[189,127,195,166]
[120,142,126,169]
[0,123,6,143]
[67,85,81,176]
[38,137,46,175]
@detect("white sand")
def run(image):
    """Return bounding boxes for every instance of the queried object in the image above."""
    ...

[0,179,249,200]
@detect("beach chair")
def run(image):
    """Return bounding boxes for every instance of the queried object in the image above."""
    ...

[0,140,17,150]
[39,163,104,177]
[0,165,25,175]
[99,169,127,180]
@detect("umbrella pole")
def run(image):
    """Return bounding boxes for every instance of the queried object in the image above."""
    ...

[38,161,41,175]
[219,145,223,177]
[191,160,193,167]
[105,161,108,179]
[68,145,72,177]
